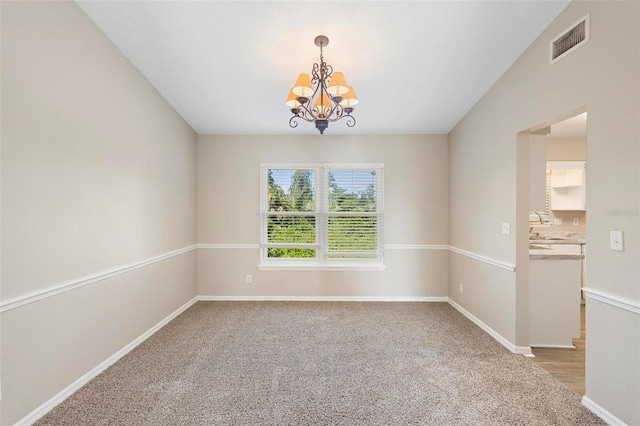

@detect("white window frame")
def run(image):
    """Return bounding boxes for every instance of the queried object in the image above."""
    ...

[259,163,385,271]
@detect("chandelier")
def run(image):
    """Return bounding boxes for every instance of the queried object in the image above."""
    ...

[286,35,358,134]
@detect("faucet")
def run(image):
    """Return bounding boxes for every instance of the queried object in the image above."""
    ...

[533,211,544,224]
[530,211,545,239]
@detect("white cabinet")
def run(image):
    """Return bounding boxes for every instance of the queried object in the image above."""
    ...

[548,161,586,211]
[553,243,586,289]
[529,257,582,347]
[553,244,582,255]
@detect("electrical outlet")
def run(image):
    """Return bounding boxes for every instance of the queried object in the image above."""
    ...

[573,218,579,226]
[610,231,624,251]
[554,218,562,225]
[459,283,464,293]
[245,274,252,284]
[501,223,510,235]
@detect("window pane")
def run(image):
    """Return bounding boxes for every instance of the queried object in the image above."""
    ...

[328,169,376,212]
[267,215,316,244]
[268,169,316,212]
[267,248,316,259]
[327,216,378,253]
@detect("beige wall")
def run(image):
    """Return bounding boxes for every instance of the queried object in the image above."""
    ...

[547,137,586,161]
[197,135,448,298]
[449,1,639,424]
[1,2,197,424]
[3,1,638,424]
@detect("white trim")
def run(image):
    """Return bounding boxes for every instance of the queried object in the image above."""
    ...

[198,295,448,302]
[262,243,320,249]
[447,298,533,356]
[385,244,448,250]
[583,288,640,315]
[257,263,387,271]
[448,246,516,272]
[198,243,260,249]
[322,162,385,169]
[260,162,385,170]
[14,297,199,426]
[197,244,514,273]
[260,163,319,169]
[197,243,448,251]
[582,396,627,426]
[0,245,197,313]
[530,344,576,349]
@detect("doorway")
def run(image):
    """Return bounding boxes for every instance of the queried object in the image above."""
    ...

[519,110,588,395]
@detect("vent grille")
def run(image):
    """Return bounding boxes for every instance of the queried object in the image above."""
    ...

[550,14,590,64]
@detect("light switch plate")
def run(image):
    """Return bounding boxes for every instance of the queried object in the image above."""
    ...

[554,218,563,225]
[501,222,510,235]
[610,230,624,251]
[573,218,579,226]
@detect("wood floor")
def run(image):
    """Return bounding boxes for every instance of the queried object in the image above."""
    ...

[531,304,586,395]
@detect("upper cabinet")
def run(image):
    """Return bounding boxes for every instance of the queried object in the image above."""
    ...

[548,161,586,211]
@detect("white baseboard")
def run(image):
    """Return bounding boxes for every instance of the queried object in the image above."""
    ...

[15,296,199,426]
[582,395,628,426]
[531,344,576,349]
[517,348,536,357]
[198,295,448,302]
[447,298,533,356]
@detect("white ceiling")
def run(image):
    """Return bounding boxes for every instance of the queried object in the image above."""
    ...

[76,1,569,136]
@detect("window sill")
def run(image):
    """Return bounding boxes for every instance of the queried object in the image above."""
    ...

[257,263,387,272]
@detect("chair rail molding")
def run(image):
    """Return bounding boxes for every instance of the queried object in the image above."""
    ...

[448,246,516,272]
[582,287,640,315]
[0,245,198,312]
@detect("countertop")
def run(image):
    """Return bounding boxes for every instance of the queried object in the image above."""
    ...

[529,248,584,260]
[529,232,586,257]
[529,232,585,244]
[529,238,585,245]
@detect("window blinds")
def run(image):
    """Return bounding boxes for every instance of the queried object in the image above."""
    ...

[260,164,384,263]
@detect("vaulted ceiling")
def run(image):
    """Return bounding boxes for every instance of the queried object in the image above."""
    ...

[77,1,569,135]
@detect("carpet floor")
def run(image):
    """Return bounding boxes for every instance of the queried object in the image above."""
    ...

[36,301,606,425]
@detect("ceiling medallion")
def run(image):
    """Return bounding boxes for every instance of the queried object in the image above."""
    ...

[286,35,358,134]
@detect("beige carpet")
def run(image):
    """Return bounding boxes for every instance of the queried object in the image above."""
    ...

[37,301,606,425]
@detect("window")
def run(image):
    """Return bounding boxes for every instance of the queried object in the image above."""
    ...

[260,163,384,270]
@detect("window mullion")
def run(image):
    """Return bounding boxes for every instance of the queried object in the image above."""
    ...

[377,168,384,262]
[316,166,328,264]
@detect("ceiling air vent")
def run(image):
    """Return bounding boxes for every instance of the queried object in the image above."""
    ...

[550,14,590,65]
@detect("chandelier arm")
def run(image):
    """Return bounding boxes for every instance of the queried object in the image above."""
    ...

[324,64,333,84]
[311,79,323,101]
[324,112,357,127]
[288,116,300,129]
[325,101,346,122]
[311,63,321,86]
[345,115,356,128]
[294,104,316,122]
